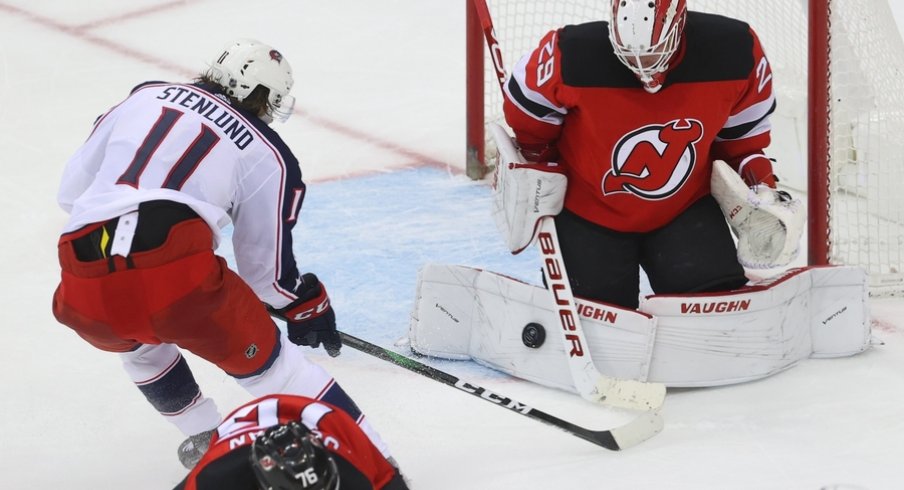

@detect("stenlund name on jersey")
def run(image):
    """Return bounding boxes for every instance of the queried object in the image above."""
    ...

[156,85,256,150]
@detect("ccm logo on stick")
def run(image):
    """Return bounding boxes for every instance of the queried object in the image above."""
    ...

[454,380,532,414]
[537,231,584,358]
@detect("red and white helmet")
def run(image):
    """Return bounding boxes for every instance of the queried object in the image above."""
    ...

[609,0,687,93]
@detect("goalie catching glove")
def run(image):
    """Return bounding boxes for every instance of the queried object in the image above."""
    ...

[268,273,340,357]
[710,159,805,269]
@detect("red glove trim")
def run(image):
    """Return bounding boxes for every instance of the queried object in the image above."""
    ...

[516,141,559,163]
[282,283,331,322]
[736,154,776,188]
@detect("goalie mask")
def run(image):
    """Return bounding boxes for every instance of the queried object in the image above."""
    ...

[609,0,687,93]
[209,38,296,123]
[250,422,339,490]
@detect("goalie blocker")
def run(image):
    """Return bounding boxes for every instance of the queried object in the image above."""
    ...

[408,263,871,389]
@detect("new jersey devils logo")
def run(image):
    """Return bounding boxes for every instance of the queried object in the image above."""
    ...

[602,119,704,200]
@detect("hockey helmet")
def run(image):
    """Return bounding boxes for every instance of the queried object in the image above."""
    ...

[609,0,687,93]
[250,421,339,490]
[209,38,295,123]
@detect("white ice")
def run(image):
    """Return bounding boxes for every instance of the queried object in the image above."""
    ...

[1,2,903,489]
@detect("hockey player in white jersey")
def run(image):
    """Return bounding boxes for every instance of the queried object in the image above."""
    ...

[52,39,393,469]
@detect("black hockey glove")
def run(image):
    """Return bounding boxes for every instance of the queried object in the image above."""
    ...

[270,273,341,357]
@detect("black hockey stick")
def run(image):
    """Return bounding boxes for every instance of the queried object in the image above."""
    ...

[339,331,663,451]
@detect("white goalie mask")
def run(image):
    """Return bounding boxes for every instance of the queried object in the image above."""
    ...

[208,38,295,123]
[609,0,687,93]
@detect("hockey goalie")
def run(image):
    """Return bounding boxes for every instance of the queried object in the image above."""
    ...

[408,123,871,389]
[408,0,872,391]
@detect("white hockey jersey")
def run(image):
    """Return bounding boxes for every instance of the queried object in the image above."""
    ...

[58,81,308,309]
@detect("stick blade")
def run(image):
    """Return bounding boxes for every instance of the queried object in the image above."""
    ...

[608,410,665,450]
[589,376,667,411]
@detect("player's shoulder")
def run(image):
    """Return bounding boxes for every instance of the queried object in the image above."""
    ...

[183,446,258,490]
[129,80,171,94]
[685,11,756,46]
[187,82,299,166]
[556,20,638,88]
[557,19,612,54]
[558,20,608,43]
[242,117,298,168]
[670,11,759,84]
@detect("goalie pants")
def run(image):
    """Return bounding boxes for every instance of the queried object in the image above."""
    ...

[52,200,279,378]
[555,194,748,309]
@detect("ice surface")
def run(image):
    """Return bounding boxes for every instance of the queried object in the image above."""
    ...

[1,2,902,489]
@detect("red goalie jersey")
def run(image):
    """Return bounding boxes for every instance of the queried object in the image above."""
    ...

[174,394,403,490]
[503,12,777,232]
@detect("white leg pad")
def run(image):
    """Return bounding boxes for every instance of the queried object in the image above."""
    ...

[639,266,871,386]
[409,263,658,393]
[805,266,871,357]
[410,264,872,389]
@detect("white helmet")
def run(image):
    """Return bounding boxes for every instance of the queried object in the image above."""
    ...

[208,38,295,123]
[609,0,687,93]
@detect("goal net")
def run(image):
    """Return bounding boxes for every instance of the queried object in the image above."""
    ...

[466,0,904,295]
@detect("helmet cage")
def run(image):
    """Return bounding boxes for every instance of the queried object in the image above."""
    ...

[609,0,687,92]
[209,39,296,123]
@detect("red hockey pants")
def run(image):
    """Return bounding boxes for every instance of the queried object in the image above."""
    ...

[52,218,278,377]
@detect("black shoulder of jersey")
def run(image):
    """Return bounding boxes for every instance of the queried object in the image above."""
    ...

[558,21,638,88]
[557,12,755,88]
[189,446,260,490]
[188,82,301,173]
[130,80,170,94]
[669,11,755,84]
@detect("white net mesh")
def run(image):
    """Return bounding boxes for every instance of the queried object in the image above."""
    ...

[825,0,904,293]
[478,0,904,294]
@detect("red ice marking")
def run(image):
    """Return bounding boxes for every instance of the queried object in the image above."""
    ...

[305,160,461,184]
[296,108,455,174]
[0,2,458,181]
[71,0,201,31]
[0,2,194,77]
[871,318,899,335]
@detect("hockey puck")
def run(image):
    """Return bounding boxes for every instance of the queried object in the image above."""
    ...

[522,322,546,349]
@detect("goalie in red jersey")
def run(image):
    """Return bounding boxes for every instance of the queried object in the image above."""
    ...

[500,0,803,309]
[410,0,861,395]
[174,394,408,490]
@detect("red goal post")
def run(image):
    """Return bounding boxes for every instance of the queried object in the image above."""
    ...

[466,0,904,295]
